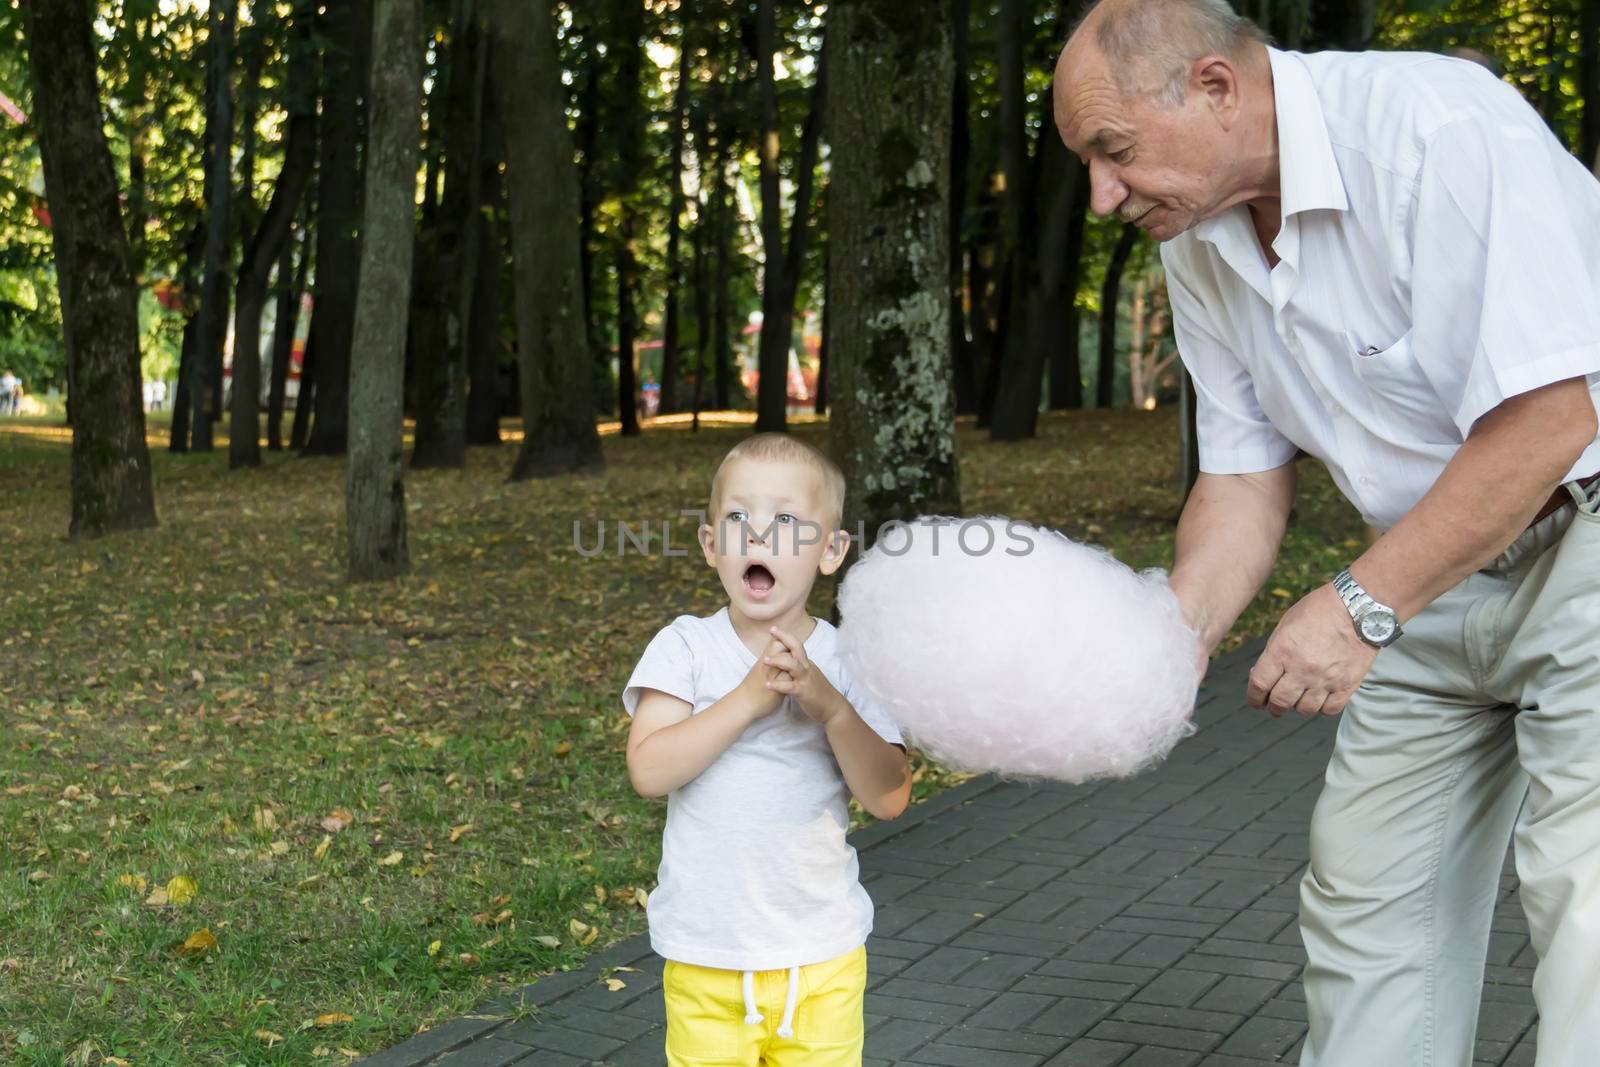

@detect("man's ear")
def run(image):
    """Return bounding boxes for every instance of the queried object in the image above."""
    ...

[1193,54,1241,128]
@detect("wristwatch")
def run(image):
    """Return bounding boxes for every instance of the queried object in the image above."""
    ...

[1332,569,1403,647]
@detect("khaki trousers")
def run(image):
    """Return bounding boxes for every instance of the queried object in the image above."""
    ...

[1300,477,1600,1067]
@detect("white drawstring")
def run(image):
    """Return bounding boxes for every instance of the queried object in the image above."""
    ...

[776,964,801,1038]
[741,970,763,1025]
[741,966,802,1039]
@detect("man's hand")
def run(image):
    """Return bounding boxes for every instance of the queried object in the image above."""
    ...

[762,625,846,725]
[1247,583,1379,717]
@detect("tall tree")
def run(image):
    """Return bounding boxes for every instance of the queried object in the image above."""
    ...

[411,0,488,469]
[949,0,977,416]
[465,151,505,446]
[1306,0,1372,49]
[1097,222,1139,407]
[659,24,691,414]
[24,0,158,537]
[347,0,423,580]
[754,0,788,432]
[489,0,605,479]
[267,217,311,451]
[752,3,828,433]
[990,0,1092,439]
[231,0,317,468]
[611,0,646,437]
[828,0,961,561]
[303,0,372,455]
[189,0,235,453]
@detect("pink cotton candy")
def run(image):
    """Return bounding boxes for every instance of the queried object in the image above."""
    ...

[836,515,1204,783]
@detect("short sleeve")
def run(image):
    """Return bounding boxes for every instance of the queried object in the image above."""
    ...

[843,673,903,748]
[1409,108,1600,438]
[622,623,697,717]
[1161,245,1300,474]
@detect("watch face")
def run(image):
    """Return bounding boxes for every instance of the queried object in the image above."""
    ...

[1360,609,1398,644]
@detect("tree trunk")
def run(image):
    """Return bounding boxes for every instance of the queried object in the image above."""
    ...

[985,0,1040,441]
[815,234,830,415]
[616,221,641,430]
[489,0,606,479]
[24,0,158,537]
[169,219,204,452]
[1305,0,1371,49]
[125,14,149,281]
[949,0,976,417]
[1179,366,1201,500]
[239,0,268,214]
[267,218,311,451]
[712,146,734,411]
[828,0,960,558]
[660,30,690,414]
[466,159,505,446]
[304,0,372,455]
[347,0,423,580]
[290,328,316,448]
[231,0,316,468]
[691,105,713,428]
[966,200,998,419]
[611,0,645,437]
[190,0,235,453]
[753,0,788,432]
[412,0,487,469]
[575,26,603,410]
[1046,150,1091,410]
[1097,222,1139,407]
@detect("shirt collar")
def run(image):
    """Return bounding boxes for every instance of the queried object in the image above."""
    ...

[1193,47,1348,252]
[1268,47,1349,218]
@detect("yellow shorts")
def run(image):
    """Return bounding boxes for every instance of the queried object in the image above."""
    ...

[662,945,867,1066]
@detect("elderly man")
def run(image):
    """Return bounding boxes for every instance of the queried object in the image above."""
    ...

[1055,1,1600,1064]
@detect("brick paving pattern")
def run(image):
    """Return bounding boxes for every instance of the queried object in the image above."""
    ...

[358,639,1540,1066]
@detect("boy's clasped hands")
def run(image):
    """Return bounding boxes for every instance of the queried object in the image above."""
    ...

[754,625,845,725]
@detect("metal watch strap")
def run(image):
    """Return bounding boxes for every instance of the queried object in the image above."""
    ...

[1333,568,1401,645]
[1333,569,1373,617]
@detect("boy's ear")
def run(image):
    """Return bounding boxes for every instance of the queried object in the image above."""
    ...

[697,522,718,564]
[819,529,851,575]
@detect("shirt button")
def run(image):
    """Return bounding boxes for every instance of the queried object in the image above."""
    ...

[1360,476,1374,487]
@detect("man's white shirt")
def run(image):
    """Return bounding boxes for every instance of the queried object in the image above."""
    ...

[1161,46,1600,530]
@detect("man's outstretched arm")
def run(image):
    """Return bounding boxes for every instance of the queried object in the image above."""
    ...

[1168,461,1298,657]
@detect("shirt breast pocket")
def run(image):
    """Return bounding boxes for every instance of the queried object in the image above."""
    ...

[1342,329,1447,434]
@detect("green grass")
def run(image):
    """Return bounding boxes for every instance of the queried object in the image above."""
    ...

[0,406,1361,1065]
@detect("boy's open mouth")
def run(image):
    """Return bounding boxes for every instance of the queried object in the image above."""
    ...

[742,562,776,599]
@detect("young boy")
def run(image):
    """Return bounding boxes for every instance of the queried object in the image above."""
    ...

[623,432,912,1066]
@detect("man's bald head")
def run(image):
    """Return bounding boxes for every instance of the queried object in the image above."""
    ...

[1064,0,1267,106]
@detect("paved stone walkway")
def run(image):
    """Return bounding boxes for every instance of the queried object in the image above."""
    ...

[358,641,1539,1067]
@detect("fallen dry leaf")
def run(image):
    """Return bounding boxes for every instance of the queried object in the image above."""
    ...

[176,928,218,957]
[166,875,198,905]
[314,1012,354,1028]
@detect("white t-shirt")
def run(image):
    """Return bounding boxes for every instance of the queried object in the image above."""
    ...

[622,606,904,971]
[1162,47,1600,530]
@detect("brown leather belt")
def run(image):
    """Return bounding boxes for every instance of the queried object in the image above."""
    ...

[1529,470,1600,528]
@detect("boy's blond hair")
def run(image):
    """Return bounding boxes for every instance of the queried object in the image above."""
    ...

[709,433,847,531]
